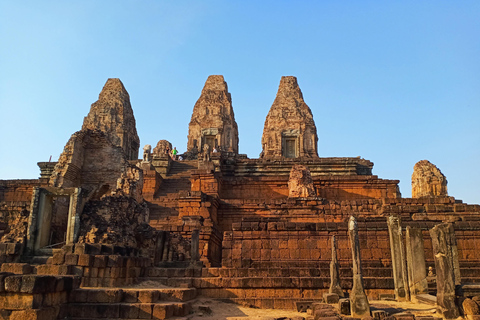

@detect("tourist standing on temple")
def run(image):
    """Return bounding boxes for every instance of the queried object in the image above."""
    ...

[172,147,178,160]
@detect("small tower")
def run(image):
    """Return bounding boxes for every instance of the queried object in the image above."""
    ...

[261,76,318,159]
[81,78,140,160]
[411,160,448,198]
[187,75,239,154]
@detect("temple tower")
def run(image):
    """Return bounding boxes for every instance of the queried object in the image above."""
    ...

[411,160,448,198]
[82,78,140,160]
[261,76,318,159]
[187,75,239,154]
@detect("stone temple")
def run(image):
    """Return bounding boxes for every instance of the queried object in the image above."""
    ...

[0,76,479,319]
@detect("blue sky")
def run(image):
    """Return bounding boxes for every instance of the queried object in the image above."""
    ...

[1,1,479,203]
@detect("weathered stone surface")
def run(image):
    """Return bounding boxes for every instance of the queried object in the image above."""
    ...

[81,78,140,160]
[329,235,344,298]
[49,130,142,200]
[152,140,172,157]
[323,293,339,304]
[0,210,28,244]
[187,75,239,156]
[463,298,480,315]
[142,144,151,162]
[429,223,461,286]
[430,223,460,319]
[411,160,447,198]
[405,226,428,296]
[77,195,152,250]
[348,216,370,318]
[387,216,409,301]
[338,298,350,315]
[261,76,318,159]
[288,165,316,198]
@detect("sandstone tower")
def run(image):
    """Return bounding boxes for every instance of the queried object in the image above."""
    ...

[82,78,140,160]
[261,76,318,159]
[412,160,448,198]
[187,75,239,154]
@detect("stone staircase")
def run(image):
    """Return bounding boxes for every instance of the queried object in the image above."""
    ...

[62,287,196,319]
[149,160,197,223]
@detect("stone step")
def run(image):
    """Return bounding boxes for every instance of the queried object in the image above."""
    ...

[70,287,197,303]
[63,301,191,319]
[139,276,394,290]
[145,267,393,278]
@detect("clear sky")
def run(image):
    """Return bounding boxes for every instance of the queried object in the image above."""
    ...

[0,1,479,204]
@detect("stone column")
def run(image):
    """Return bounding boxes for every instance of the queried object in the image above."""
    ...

[348,216,370,317]
[154,231,166,266]
[387,216,410,301]
[405,226,428,297]
[430,223,460,319]
[191,229,200,261]
[329,235,344,297]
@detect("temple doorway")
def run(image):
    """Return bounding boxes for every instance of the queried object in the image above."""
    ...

[284,138,297,158]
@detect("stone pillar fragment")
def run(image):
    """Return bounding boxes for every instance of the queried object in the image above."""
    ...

[348,216,370,318]
[154,231,166,266]
[405,227,428,296]
[191,229,200,261]
[430,223,460,319]
[387,216,410,301]
[329,235,344,297]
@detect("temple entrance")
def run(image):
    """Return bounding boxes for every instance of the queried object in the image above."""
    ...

[284,138,297,158]
[204,135,216,149]
[26,187,83,255]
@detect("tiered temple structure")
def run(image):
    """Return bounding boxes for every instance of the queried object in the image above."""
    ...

[0,76,480,319]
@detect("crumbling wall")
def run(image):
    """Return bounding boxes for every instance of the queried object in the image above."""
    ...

[77,195,152,249]
[0,180,38,254]
[49,129,142,200]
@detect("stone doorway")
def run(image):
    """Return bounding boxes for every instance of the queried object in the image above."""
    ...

[204,135,216,149]
[26,187,83,255]
[284,138,297,158]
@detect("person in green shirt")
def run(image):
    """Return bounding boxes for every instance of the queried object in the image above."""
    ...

[172,147,178,160]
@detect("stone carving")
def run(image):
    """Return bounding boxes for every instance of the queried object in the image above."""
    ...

[115,165,143,203]
[405,226,428,296]
[81,78,140,160]
[348,216,370,317]
[387,216,409,301]
[143,144,152,162]
[262,76,318,159]
[288,165,315,198]
[203,144,211,162]
[429,223,460,319]
[329,235,344,297]
[187,75,239,155]
[412,160,448,198]
[152,140,172,157]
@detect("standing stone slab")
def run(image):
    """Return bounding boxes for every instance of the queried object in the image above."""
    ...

[405,226,428,296]
[430,223,460,319]
[329,235,344,297]
[191,229,200,261]
[387,216,410,301]
[348,216,370,318]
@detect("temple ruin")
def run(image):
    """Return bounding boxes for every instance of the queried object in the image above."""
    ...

[1,76,480,319]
